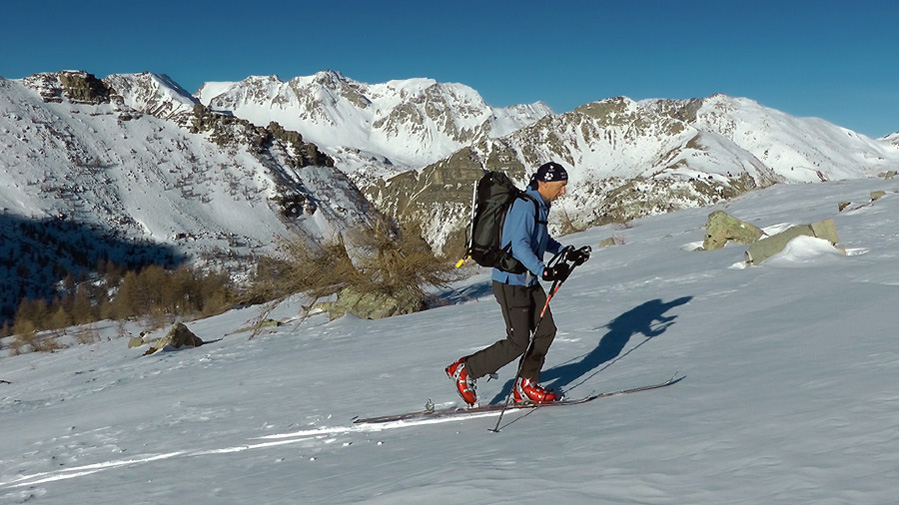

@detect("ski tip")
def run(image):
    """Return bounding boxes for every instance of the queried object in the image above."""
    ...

[668,373,686,384]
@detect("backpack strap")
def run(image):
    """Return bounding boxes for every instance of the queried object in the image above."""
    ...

[518,193,547,226]
[498,192,547,272]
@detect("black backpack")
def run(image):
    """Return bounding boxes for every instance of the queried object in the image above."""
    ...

[460,171,542,274]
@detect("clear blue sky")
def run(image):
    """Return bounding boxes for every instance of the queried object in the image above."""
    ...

[3,0,897,137]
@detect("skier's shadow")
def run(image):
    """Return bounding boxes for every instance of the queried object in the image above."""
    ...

[436,281,493,306]
[488,296,692,404]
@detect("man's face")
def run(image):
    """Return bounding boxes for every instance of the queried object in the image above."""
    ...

[538,180,568,202]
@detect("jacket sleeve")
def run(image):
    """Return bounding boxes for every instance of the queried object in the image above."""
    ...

[546,236,563,255]
[503,198,546,276]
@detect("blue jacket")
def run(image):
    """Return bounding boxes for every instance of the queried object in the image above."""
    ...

[492,187,563,287]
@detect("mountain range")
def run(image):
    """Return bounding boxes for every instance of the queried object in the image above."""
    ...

[2,69,898,318]
[191,71,899,253]
[195,71,553,182]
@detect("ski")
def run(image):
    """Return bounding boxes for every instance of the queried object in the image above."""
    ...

[353,373,685,425]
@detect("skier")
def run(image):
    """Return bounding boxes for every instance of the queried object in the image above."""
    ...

[446,162,589,405]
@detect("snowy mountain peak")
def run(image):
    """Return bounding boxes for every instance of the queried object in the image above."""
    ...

[311,69,350,85]
[883,131,899,146]
[103,72,198,122]
[196,72,553,174]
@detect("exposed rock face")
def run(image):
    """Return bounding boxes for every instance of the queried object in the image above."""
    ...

[885,132,899,147]
[364,147,495,258]
[103,72,196,123]
[24,71,116,105]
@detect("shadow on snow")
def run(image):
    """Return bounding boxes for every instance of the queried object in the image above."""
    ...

[488,296,693,404]
[0,213,186,324]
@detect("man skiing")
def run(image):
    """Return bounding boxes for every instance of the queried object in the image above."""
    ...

[446,162,589,406]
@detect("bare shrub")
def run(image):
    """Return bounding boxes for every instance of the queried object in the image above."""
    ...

[556,207,587,236]
[249,218,457,316]
[32,333,65,353]
[347,219,457,305]
[247,238,362,305]
[75,324,100,345]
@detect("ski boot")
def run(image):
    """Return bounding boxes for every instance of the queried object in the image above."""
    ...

[513,377,559,404]
[445,358,477,406]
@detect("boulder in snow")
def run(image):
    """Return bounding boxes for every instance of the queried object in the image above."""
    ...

[702,211,764,250]
[745,218,840,265]
[141,322,204,356]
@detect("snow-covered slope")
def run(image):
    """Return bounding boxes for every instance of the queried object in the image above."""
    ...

[2,177,898,504]
[103,72,198,123]
[0,73,376,319]
[883,130,899,147]
[689,94,898,182]
[196,71,553,177]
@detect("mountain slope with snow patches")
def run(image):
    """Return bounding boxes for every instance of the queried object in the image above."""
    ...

[0,73,376,319]
[368,94,899,253]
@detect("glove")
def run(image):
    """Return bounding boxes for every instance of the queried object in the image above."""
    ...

[565,246,591,266]
[542,262,571,282]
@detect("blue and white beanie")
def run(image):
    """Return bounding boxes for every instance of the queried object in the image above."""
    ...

[530,162,569,187]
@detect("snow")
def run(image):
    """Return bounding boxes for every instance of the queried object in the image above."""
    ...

[2,177,898,503]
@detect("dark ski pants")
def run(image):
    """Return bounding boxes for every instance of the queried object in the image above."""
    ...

[465,281,556,382]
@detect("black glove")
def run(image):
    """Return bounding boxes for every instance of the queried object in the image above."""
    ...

[542,262,571,282]
[565,246,591,266]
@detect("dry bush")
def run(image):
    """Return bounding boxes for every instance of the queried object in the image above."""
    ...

[32,333,65,353]
[9,330,64,354]
[347,219,457,303]
[247,238,362,305]
[74,324,100,345]
[249,218,457,310]
[7,335,27,356]
[556,207,587,236]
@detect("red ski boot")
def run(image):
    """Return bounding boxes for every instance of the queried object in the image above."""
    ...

[445,358,477,406]
[513,377,559,404]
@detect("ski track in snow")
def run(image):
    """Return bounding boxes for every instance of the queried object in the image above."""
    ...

[0,412,511,491]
